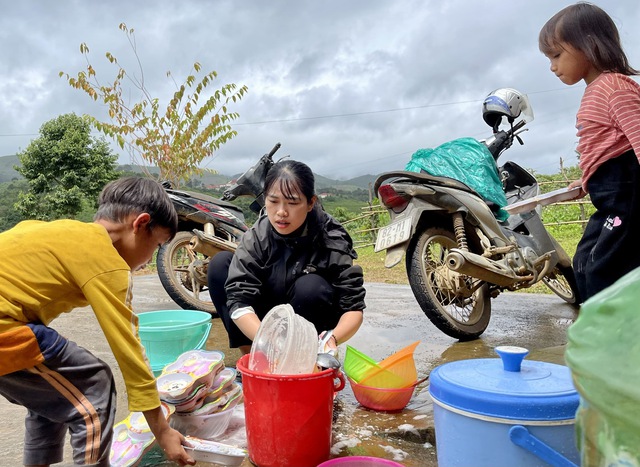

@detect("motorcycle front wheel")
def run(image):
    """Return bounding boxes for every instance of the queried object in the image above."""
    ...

[156,231,217,315]
[542,264,580,306]
[407,227,491,340]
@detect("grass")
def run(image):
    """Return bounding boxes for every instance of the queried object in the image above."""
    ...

[354,246,409,284]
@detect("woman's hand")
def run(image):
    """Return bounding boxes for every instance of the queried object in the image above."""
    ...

[233,309,261,341]
[319,311,364,353]
[318,330,338,354]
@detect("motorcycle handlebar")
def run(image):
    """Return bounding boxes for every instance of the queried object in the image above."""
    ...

[511,120,527,133]
[485,119,528,160]
[268,142,281,157]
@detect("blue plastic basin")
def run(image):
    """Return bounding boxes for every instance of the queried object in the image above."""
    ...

[137,310,212,375]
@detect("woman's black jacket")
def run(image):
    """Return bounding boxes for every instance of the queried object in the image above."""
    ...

[224,205,366,317]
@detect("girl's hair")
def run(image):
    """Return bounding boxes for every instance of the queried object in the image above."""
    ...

[539,2,638,75]
[94,176,178,238]
[264,159,315,202]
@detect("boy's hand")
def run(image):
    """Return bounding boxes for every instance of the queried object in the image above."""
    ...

[156,426,196,466]
[143,407,195,465]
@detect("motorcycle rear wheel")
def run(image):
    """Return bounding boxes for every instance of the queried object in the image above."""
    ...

[156,231,217,315]
[407,227,491,340]
[542,264,580,306]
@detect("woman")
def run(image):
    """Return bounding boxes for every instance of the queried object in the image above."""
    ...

[208,159,366,355]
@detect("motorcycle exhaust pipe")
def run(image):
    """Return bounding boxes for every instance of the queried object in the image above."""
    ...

[446,249,518,287]
[190,230,237,257]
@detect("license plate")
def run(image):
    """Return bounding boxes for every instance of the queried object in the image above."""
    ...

[374,218,412,252]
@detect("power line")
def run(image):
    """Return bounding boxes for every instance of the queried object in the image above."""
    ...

[0,86,574,137]
[232,87,571,126]
[232,99,482,126]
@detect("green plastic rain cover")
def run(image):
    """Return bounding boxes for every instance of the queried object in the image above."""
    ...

[565,266,640,466]
[404,137,509,221]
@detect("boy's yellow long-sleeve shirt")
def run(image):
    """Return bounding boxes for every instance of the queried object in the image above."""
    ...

[0,219,160,412]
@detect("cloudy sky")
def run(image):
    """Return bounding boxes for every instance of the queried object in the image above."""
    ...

[1,0,639,180]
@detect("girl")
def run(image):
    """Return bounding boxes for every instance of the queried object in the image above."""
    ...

[539,2,640,302]
[208,159,365,355]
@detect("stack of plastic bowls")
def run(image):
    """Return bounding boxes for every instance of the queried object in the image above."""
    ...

[156,350,243,440]
[249,304,318,375]
[344,342,420,412]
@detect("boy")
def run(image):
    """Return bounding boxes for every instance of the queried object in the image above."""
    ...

[0,177,195,466]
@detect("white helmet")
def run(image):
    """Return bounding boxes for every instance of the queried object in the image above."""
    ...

[482,88,533,129]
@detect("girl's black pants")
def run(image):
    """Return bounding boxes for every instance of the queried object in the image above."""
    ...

[573,150,640,302]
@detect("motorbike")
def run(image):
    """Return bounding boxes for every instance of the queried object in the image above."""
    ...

[156,143,281,314]
[373,89,579,340]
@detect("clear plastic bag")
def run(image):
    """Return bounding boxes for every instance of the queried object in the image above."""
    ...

[565,266,640,466]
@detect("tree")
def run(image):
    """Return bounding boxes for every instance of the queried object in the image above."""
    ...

[0,179,28,232]
[15,113,120,220]
[60,23,248,187]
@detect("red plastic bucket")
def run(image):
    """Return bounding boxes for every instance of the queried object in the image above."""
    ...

[237,354,345,467]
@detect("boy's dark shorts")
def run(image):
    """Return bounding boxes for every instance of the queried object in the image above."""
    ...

[0,324,117,466]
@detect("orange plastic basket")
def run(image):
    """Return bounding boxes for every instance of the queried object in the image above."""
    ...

[359,341,419,388]
[348,377,415,412]
[344,345,382,383]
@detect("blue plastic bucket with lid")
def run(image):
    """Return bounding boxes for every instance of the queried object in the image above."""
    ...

[137,310,212,375]
[429,346,580,467]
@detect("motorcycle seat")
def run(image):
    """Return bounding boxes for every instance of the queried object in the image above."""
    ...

[167,188,243,212]
[374,170,504,216]
[374,170,478,195]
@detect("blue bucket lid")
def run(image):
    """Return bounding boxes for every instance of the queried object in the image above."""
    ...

[429,346,579,421]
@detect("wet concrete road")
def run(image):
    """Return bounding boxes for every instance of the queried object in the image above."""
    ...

[0,275,578,466]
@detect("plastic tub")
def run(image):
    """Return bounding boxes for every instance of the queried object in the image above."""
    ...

[237,353,346,467]
[318,456,406,466]
[429,346,580,467]
[169,404,236,440]
[348,377,415,412]
[137,310,212,375]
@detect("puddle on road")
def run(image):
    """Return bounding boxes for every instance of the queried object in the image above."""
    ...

[555,317,575,326]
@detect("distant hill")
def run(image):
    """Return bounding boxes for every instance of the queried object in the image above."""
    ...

[0,155,21,183]
[0,155,378,191]
[314,173,377,191]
